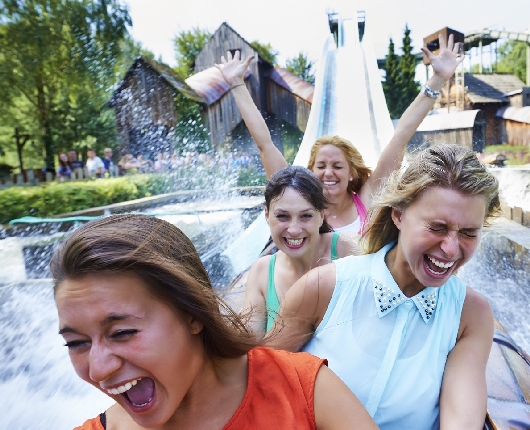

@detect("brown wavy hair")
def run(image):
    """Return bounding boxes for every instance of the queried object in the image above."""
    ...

[265,165,333,234]
[307,135,372,194]
[50,214,258,359]
[361,144,501,254]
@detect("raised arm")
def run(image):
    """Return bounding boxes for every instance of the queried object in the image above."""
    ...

[361,34,465,202]
[314,365,379,430]
[215,51,288,178]
[440,287,494,429]
[265,263,336,352]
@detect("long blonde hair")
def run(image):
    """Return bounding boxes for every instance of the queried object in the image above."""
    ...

[362,144,501,254]
[307,135,372,194]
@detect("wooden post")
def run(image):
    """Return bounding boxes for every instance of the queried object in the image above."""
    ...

[527,43,530,86]
[479,39,483,74]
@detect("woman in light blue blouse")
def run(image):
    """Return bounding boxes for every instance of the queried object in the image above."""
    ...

[268,144,500,430]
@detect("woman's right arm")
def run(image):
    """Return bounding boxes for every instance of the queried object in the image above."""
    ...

[216,51,288,179]
[241,258,269,336]
[314,365,379,430]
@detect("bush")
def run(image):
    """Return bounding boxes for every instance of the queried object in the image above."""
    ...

[1,174,169,224]
[483,145,530,165]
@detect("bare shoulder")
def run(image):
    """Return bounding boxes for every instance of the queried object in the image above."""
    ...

[458,286,493,340]
[336,231,362,257]
[246,255,272,297]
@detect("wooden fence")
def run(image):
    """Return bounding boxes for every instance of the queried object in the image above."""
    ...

[0,166,121,189]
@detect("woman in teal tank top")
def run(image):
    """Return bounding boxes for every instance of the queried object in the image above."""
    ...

[242,166,360,334]
[268,144,501,429]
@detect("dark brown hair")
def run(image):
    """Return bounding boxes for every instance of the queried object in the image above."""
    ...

[264,165,333,233]
[50,214,257,359]
[307,135,372,194]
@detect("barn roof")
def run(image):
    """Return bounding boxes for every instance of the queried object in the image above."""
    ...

[465,73,525,104]
[185,67,251,106]
[269,67,314,103]
[408,109,482,131]
[109,56,205,106]
[497,106,530,125]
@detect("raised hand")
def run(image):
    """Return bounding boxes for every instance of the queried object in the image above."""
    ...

[215,50,254,87]
[421,34,465,82]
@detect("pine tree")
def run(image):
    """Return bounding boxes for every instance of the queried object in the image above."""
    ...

[396,24,420,116]
[383,38,400,118]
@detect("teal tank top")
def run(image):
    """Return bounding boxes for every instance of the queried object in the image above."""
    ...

[266,232,340,331]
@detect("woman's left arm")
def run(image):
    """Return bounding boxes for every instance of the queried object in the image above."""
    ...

[439,287,494,429]
[361,34,465,203]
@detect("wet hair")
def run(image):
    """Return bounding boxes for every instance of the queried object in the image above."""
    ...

[264,165,333,234]
[361,144,501,254]
[50,214,257,359]
[307,135,372,194]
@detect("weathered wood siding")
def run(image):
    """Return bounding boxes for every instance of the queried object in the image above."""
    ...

[194,23,263,110]
[408,128,475,151]
[113,63,177,154]
[267,81,311,132]
[501,120,530,147]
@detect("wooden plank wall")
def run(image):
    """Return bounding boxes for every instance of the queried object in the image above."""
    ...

[194,24,263,110]
[267,81,311,133]
[408,128,474,150]
[501,119,530,147]
[113,63,177,154]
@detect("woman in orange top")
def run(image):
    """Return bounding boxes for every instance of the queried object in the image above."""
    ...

[51,214,377,430]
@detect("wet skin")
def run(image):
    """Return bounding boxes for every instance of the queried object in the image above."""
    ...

[56,274,207,428]
[312,145,353,200]
[265,187,324,258]
[388,187,487,297]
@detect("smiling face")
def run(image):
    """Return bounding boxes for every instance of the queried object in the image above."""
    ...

[265,187,324,256]
[311,144,353,199]
[390,187,487,295]
[56,274,206,428]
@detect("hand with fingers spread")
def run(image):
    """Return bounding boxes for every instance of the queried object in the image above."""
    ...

[421,33,465,83]
[215,50,254,88]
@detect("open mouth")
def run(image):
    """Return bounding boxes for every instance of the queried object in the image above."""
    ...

[323,181,338,187]
[108,377,156,411]
[284,237,306,249]
[423,255,455,278]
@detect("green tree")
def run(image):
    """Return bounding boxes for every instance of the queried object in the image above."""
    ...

[0,0,131,169]
[383,38,401,119]
[286,52,315,85]
[495,40,527,83]
[173,27,212,79]
[396,24,420,116]
[250,40,278,65]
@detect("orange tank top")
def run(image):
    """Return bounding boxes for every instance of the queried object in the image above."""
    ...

[74,347,325,430]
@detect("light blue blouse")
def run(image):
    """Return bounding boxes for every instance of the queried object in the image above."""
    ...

[303,242,466,430]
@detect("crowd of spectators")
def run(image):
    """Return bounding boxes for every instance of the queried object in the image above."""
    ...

[54,148,259,180]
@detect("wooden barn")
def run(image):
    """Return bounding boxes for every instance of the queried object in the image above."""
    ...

[108,22,314,157]
[434,73,525,146]
[108,56,204,156]
[187,22,314,152]
[496,88,530,147]
[401,109,486,152]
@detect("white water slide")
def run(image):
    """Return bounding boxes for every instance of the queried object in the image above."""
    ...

[224,14,395,274]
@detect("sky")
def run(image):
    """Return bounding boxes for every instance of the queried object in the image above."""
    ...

[125,0,529,73]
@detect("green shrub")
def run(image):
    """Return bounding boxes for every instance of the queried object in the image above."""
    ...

[1,174,170,224]
[237,168,266,187]
[483,145,530,165]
